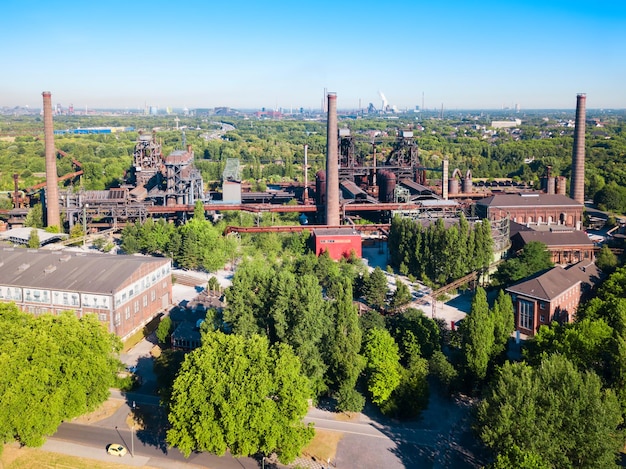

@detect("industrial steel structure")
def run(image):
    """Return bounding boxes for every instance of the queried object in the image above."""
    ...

[14,92,587,250]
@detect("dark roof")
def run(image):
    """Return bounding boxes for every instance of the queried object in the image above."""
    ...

[506,266,579,301]
[565,260,604,290]
[509,221,534,237]
[514,230,593,248]
[0,248,170,294]
[476,193,582,208]
[313,228,360,236]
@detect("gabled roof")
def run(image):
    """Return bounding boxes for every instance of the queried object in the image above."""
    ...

[514,230,593,248]
[506,266,579,301]
[476,193,582,208]
[0,248,169,295]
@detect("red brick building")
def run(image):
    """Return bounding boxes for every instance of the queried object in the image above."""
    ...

[506,261,601,336]
[0,248,172,341]
[312,228,362,260]
[510,228,595,265]
[476,193,583,229]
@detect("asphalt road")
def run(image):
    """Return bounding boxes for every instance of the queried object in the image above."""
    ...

[50,421,264,468]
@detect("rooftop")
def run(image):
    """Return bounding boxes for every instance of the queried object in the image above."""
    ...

[0,248,170,294]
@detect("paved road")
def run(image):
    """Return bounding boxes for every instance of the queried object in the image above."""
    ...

[50,422,260,468]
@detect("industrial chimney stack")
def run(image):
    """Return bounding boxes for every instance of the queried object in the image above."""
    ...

[42,91,61,229]
[325,92,340,226]
[570,93,586,204]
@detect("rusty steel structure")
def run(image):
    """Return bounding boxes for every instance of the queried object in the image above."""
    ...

[570,93,586,204]
[42,91,61,228]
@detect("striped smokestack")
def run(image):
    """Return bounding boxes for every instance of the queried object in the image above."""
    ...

[570,93,586,204]
[325,92,340,226]
[42,91,61,228]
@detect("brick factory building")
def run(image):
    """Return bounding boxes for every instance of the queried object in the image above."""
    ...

[312,228,362,260]
[0,248,172,340]
[506,261,601,336]
[476,193,583,230]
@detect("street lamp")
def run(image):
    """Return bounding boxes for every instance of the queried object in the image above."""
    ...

[82,203,89,248]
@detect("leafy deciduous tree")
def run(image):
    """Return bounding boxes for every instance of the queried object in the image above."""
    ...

[166,332,313,463]
[363,328,401,405]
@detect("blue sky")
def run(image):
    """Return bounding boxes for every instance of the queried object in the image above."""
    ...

[1,0,625,110]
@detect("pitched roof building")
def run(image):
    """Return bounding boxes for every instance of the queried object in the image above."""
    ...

[506,261,602,336]
[476,193,583,230]
[511,229,595,265]
[0,248,172,340]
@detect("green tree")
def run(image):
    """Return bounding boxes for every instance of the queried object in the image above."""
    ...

[327,279,365,412]
[363,328,401,405]
[27,228,40,248]
[156,316,173,345]
[461,287,494,383]
[494,241,553,286]
[0,306,121,448]
[489,445,550,469]
[364,267,389,310]
[380,355,429,419]
[477,355,623,469]
[207,276,221,292]
[390,278,412,311]
[491,290,514,359]
[429,350,458,393]
[596,245,618,274]
[24,203,43,228]
[166,332,313,463]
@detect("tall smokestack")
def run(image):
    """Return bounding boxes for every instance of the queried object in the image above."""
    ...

[303,144,309,204]
[325,92,340,226]
[42,91,61,228]
[570,93,586,204]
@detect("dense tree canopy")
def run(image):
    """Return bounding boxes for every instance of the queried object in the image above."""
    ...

[493,241,553,286]
[0,305,122,447]
[166,331,313,463]
[388,215,493,288]
[477,354,623,468]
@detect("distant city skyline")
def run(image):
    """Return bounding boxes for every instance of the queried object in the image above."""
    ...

[2,1,625,111]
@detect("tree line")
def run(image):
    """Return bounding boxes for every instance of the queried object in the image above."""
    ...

[388,214,494,287]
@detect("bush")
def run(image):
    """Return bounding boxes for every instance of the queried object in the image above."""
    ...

[334,386,365,413]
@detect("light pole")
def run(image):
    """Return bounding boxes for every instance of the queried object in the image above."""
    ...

[82,203,89,248]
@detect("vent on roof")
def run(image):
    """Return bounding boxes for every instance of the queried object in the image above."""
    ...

[519,193,539,197]
[59,254,71,262]
[44,265,57,274]
[18,263,30,272]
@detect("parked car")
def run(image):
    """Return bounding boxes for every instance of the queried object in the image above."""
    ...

[107,443,128,457]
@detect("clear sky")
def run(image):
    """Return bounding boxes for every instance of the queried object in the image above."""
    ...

[1,0,625,111]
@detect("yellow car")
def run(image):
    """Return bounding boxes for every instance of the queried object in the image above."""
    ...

[107,443,128,457]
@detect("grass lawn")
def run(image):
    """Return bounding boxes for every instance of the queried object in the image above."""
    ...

[301,429,343,464]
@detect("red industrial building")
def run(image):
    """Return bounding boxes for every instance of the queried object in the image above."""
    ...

[475,193,583,230]
[312,228,362,260]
